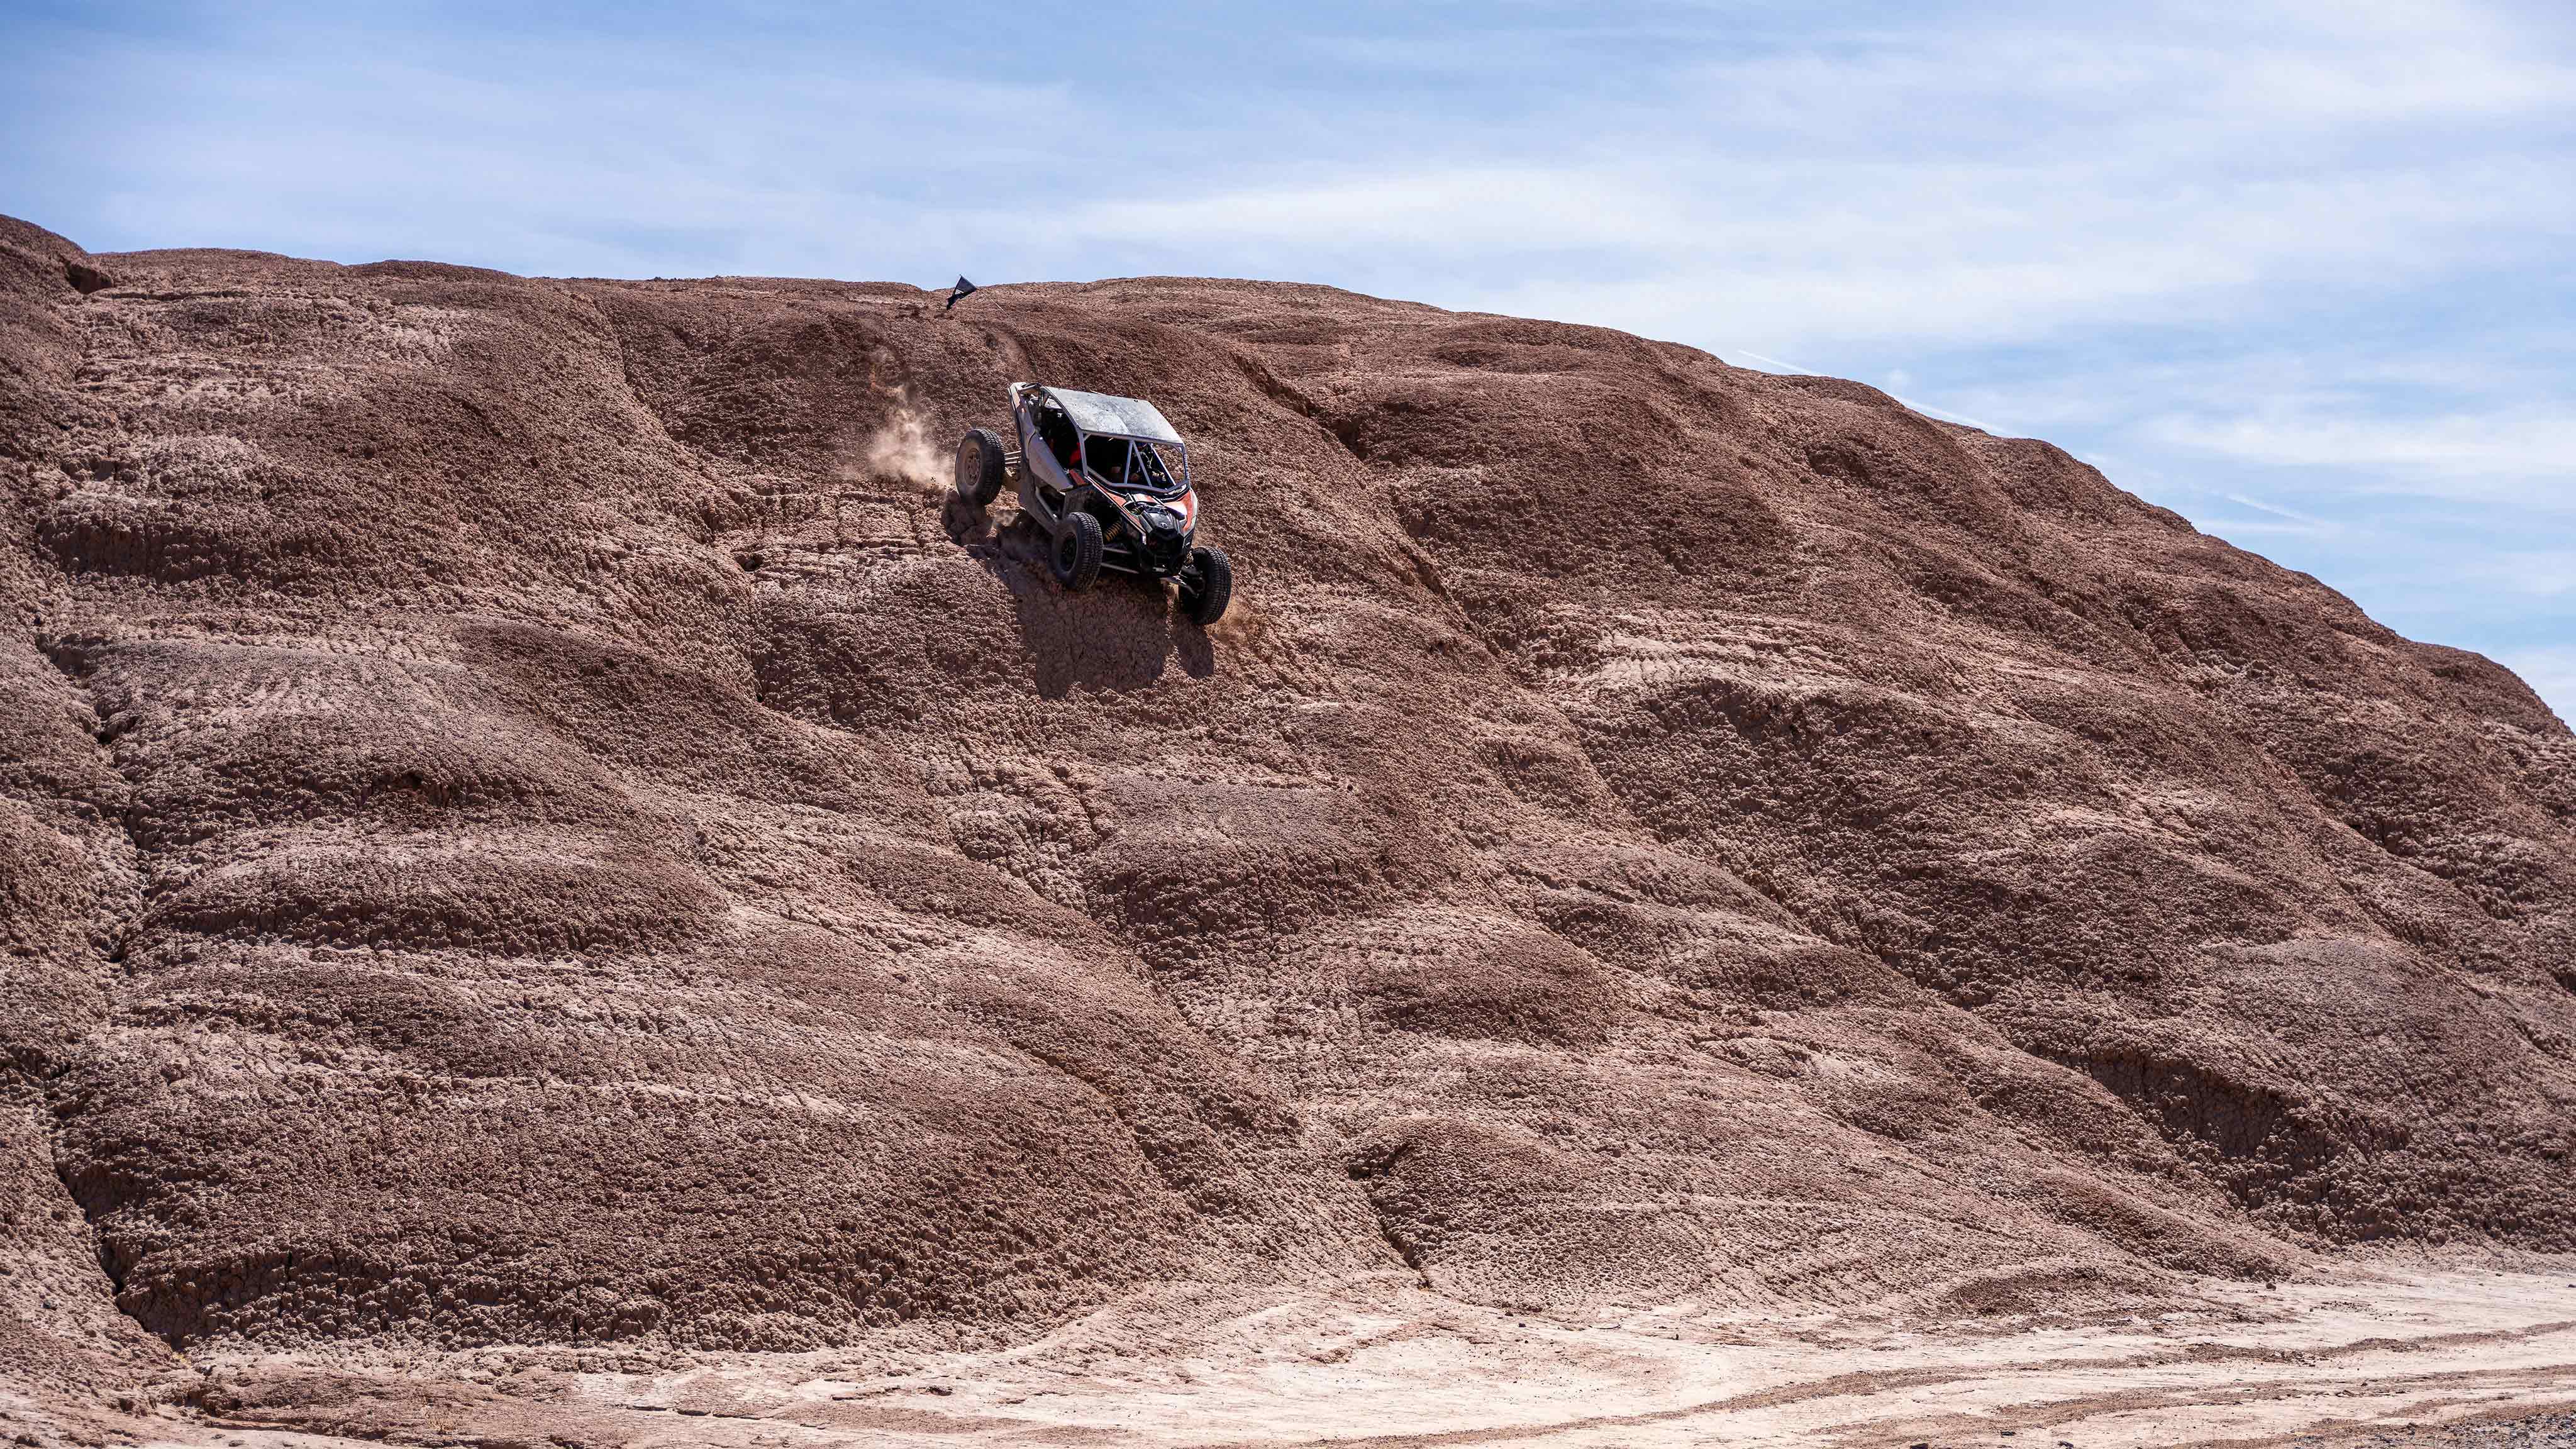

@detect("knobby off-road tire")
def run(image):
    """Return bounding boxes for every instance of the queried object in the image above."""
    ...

[955,427,1007,508]
[1052,511,1104,592]
[1180,545,1231,626]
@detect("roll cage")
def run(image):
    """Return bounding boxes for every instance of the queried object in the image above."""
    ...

[1017,384,1191,500]
[962,381,1229,617]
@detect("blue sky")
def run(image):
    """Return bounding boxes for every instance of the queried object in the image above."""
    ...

[5,1,2570,718]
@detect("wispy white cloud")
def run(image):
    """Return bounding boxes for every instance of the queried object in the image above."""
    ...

[2496,554,2576,598]
[2147,409,2576,504]
[2223,493,2334,527]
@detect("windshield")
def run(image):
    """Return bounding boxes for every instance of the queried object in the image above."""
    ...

[1079,433,1189,496]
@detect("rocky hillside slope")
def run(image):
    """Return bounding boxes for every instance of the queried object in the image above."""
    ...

[3,213,2572,1404]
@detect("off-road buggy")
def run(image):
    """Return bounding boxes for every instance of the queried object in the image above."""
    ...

[953,384,1231,625]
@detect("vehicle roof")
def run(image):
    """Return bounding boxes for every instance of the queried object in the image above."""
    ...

[1038,386,1184,445]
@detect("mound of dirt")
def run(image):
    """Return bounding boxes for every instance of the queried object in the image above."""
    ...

[2,214,2572,1428]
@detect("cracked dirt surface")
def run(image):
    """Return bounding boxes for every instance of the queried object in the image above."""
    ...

[2,213,2574,1445]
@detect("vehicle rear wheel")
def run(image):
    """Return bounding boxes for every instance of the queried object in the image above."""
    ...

[954,427,1006,508]
[1052,512,1104,592]
[1179,545,1231,626]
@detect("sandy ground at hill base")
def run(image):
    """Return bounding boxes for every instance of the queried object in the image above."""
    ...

[30,1263,2575,1449]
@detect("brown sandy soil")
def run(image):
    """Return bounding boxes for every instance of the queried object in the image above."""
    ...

[2,211,2573,1445]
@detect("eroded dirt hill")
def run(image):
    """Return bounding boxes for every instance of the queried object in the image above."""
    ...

[3,213,2573,1419]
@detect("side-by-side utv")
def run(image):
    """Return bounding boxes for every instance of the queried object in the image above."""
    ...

[953,384,1231,626]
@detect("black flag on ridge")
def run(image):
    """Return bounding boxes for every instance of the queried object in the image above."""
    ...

[945,276,978,311]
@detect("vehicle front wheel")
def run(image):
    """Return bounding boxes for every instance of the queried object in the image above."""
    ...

[954,427,1007,508]
[1051,512,1104,592]
[1179,545,1231,626]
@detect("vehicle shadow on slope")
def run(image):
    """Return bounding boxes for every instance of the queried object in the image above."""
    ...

[952,499,1214,697]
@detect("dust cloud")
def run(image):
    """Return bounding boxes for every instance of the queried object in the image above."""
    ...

[850,399,949,498]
